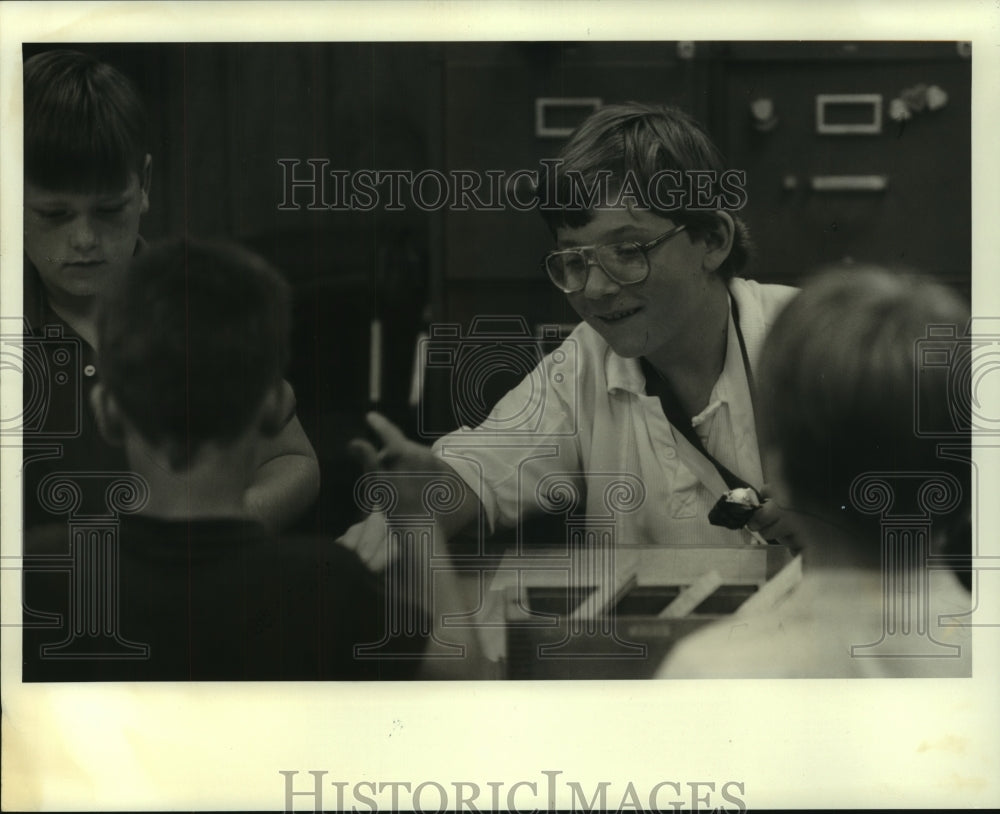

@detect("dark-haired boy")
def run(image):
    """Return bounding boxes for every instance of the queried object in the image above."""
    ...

[22,49,319,532]
[23,237,426,681]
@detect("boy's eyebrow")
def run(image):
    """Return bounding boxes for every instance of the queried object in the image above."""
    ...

[91,185,136,203]
[97,190,132,204]
[24,188,68,204]
[26,198,71,212]
[26,188,134,207]
[603,225,648,241]
[557,224,648,249]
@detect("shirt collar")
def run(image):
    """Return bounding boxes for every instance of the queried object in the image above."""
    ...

[701,296,747,410]
[605,347,646,395]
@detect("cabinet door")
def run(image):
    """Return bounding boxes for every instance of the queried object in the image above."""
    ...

[717,42,971,292]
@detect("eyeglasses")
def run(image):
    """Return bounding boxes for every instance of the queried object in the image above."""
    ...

[541,224,688,293]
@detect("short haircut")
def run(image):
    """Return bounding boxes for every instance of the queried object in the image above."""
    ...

[757,267,971,544]
[97,237,291,470]
[537,102,752,280]
[24,49,148,193]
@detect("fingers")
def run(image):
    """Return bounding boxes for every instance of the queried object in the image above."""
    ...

[347,412,412,473]
[746,500,781,533]
[747,499,797,545]
[365,411,409,450]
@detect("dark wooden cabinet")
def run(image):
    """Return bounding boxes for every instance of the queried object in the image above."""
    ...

[438,41,971,321]
[715,42,970,292]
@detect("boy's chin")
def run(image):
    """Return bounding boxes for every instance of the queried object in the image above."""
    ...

[46,267,117,299]
[593,332,645,359]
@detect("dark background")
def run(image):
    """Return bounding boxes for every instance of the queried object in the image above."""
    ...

[24,41,973,535]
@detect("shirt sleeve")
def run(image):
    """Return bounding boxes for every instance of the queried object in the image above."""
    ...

[431,346,585,532]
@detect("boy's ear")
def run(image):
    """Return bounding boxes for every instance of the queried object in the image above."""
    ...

[700,211,735,274]
[258,380,295,438]
[139,154,152,215]
[90,383,126,446]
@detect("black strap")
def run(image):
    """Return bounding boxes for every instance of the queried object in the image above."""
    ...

[730,295,756,412]
[641,294,757,494]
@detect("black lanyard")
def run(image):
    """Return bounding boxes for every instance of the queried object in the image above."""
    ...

[731,295,756,412]
[641,294,757,493]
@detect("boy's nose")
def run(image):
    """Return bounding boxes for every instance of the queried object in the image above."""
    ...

[67,216,99,252]
[581,258,622,300]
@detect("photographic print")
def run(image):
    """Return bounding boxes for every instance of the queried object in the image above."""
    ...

[2,2,999,811]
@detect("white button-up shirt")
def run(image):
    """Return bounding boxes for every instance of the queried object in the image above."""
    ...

[433,278,799,546]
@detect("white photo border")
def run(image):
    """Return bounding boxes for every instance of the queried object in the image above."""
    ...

[2,1,999,811]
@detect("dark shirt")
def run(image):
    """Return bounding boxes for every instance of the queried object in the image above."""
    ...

[21,258,133,531]
[23,516,426,681]
[21,247,298,531]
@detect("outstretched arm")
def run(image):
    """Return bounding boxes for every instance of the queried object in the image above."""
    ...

[338,412,482,570]
[243,382,321,531]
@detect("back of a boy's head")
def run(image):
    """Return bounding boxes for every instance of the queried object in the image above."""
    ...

[537,102,752,280]
[758,267,970,536]
[24,49,148,193]
[98,238,291,469]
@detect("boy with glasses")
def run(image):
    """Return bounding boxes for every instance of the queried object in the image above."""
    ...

[342,103,798,568]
